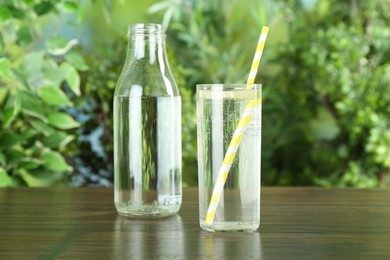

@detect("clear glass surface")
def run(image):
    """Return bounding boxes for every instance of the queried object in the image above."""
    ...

[114,24,181,217]
[197,84,261,231]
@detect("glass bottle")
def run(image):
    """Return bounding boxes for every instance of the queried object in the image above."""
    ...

[114,24,182,217]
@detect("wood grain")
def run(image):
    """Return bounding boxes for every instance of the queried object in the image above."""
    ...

[0,187,389,259]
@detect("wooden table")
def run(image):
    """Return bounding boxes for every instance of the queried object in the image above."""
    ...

[0,188,389,259]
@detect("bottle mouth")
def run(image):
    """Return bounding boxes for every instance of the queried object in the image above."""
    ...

[128,23,165,36]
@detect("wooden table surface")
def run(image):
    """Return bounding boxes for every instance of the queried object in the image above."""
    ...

[0,187,390,259]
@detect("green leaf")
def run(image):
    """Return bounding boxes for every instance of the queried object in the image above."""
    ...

[148,1,171,14]
[42,59,65,83]
[0,6,12,21]
[18,158,43,170]
[22,0,35,6]
[43,132,74,148]
[4,150,25,165]
[6,5,25,19]
[2,92,22,128]
[65,52,88,71]
[37,85,71,106]
[0,132,19,148]
[46,36,78,56]
[0,87,7,104]
[310,107,340,141]
[3,107,17,128]
[0,168,17,187]
[2,20,18,45]
[33,1,55,16]
[11,69,31,90]
[61,63,80,95]
[30,119,55,136]
[48,112,79,129]
[102,0,112,24]
[20,51,44,82]
[18,169,61,187]
[64,1,79,12]
[17,90,47,122]
[40,151,72,172]
[16,26,33,47]
[0,57,11,80]
[19,129,36,142]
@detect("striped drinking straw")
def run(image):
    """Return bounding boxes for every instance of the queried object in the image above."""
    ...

[205,26,269,225]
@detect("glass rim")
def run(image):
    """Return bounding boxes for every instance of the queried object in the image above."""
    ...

[128,23,165,36]
[196,84,262,90]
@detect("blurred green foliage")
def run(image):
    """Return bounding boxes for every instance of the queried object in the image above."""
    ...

[0,0,389,187]
[0,0,84,186]
[265,0,390,187]
[148,0,390,187]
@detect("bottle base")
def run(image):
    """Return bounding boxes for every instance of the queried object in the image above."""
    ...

[117,205,180,218]
[200,220,259,233]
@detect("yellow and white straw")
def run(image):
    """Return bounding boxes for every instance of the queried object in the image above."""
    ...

[205,26,269,225]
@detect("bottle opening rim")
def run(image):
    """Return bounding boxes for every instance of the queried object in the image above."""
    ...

[128,23,165,36]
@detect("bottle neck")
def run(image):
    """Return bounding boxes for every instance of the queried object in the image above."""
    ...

[127,36,167,66]
[117,24,179,97]
[124,24,169,75]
